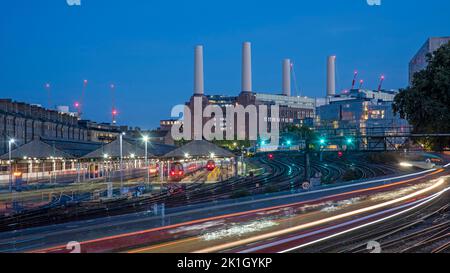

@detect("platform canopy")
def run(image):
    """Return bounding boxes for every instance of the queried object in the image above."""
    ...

[81,138,154,159]
[40,137,102,158]
[162,140,235,159]
[124,138,176,157]
[0,139,74,160]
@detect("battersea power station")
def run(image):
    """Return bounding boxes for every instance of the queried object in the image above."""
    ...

[181,42,316,141]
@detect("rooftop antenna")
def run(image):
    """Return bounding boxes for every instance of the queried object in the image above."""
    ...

[110,83,117,124]
[291,61,301,97]
[359,79,364,89]
[351,70,358,90]
[75,79,88,119]
[44,83,52,109]
[81,79,88,118]
[378,75,385,92]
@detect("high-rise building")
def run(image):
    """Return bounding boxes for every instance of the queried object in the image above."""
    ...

[409,37,450,84]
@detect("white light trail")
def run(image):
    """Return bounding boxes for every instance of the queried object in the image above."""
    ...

[277,185,450,253]
[201,220,278,241]
[194,178,446,253]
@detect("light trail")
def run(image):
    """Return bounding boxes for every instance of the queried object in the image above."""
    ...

[277,185,450,253]
[32,168,445,253]
[193,178,446,253]
[239,193,436,253]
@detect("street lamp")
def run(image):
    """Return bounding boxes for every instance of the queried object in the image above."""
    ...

[8,139,15,192]
[143,135,150,184]
[119,132,125,193]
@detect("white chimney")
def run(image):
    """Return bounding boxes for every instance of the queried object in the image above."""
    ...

[327,55,336,97]
[282,59,291,96]
[242,42,252,92]
[194,45,204,96]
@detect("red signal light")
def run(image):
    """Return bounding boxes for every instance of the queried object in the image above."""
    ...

[268,154,274,159]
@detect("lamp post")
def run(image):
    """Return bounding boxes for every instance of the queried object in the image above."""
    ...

[143,135,149,185]
[8,139,15,192]
[119,132,125,194]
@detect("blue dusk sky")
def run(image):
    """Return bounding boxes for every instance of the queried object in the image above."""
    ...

[1,0,449,128]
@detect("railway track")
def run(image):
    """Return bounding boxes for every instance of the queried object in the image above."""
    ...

[0,152,407,233]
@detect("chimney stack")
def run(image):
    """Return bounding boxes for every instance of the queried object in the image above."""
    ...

[282,59,291,96]
[327,55,336,97]
[194,45,204,96]
[242,42,252,92]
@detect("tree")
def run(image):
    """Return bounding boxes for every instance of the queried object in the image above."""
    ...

[284,125,318,149]
[393,41,450,150]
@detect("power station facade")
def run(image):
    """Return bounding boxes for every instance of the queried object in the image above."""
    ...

[183,42,316,141]
[168,40,415,150]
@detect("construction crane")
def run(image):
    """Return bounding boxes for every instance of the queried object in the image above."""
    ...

[291,61,301,97]
[359,79,364,89]
[378,75,385,92]
[351,70,358,89]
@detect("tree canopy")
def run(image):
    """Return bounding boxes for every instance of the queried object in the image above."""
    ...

[393,41,450,150]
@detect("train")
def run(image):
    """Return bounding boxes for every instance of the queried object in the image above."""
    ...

[206,160,216,171]
[146,160,219,182]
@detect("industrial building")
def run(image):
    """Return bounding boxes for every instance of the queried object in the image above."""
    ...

[181,42,316,141]
[409,37,450,85]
